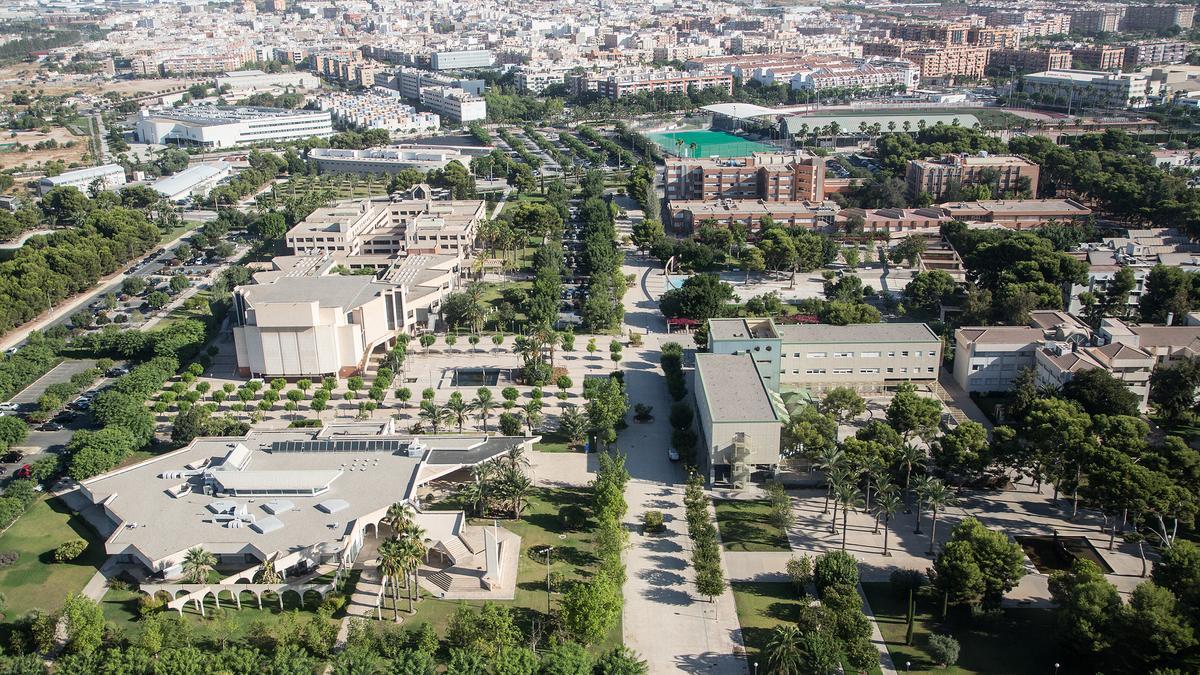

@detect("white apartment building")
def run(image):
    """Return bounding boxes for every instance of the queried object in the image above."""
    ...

[418,86,487,124]
[1023,69,1155,109]
[515,67,567,94]
[315,91,440,134]
[135,106,334,148]
[788,59,918,93]
[309,146,470,175]
[37,163,126,195]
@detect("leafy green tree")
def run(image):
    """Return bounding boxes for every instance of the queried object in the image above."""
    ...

[818,387,866,422]
[61,593,105,654]
[932,517,1025,608]
[932,421,989,479]
[1049,559,1122,655]
[538,641,594,675]
[885,383,942,440]
[903,270,958,316]
[560,572,622,644]
[1116,581,1197,672]
[658,274,735,321]
[1062,368,1140,418]
[594,647,648,675]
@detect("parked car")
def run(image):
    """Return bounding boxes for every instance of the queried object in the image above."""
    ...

[2,450,23,463]
[667,447,681,462]
[15,464,32,479]
[38,421,63,432]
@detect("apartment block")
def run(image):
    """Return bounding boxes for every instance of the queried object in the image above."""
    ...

[580,70,733,100]
[663,152,825,204]
[430,50,494,70]
[1072,46,1125,71]
[1068,9,1125,35]
[789,59,918,92]
[1124,41,1189,67]
[967,26,1021,49]
[1121,5,1195,32]
[988,48,1073,75]
[861,43,990,81]
[905,153,1040,200]
[418,86,486,123]
[666,199,837,232]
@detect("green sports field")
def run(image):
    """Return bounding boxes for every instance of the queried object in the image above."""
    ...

[647,129,776,158]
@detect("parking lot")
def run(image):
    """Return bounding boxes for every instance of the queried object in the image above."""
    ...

[6,359,98,406]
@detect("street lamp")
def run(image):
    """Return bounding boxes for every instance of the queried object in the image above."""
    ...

[541,545,555,614]
[753,662,758,675]
[906,661,911,673]
[1054,663,1060,675]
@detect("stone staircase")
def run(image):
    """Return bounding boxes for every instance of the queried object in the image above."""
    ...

[345,566,388,617]
[439,536,473,565]
[421,567,485,594]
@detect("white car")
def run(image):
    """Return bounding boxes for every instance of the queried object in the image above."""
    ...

[0,402,19,412]
[667,447,680,462]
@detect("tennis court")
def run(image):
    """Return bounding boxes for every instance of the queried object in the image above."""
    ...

[647,129,776,158]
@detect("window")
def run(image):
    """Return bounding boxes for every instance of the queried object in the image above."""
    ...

[860,368,880,374]
[928,367,935,373]
[862,351,880,358]
[805,368,827,374]
[833,352,853,358]
[887,351,896,357]
[901,351,910,357]
[808,352,826,358]
[832,368,852,374]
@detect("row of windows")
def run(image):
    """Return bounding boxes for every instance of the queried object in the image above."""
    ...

[791,350,936,358]
[794,367,935,375]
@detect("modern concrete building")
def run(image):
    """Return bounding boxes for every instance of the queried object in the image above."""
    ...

[418,86,487,124]
[150,163,232,203]
[577,70,734,100]
[707,318,943,393]
[1068,9,1125,35]
[431,49,494,70]
[1022,69,1154,110]
[987,48,1072,75]
[905,153,1040,200]
[37,163,126,195]
[283,193,485,258]
[310,146,470,175]
[666,199,837,232]
[232,252,462,378]
[135,106,334,148]
[78,423,532,584]
[315,91,439,134]
[953,311,1090,394]
[861,42,990,81]
[1123,41,1189,68]
[694,352,785,486]
[1120,5,1195,32]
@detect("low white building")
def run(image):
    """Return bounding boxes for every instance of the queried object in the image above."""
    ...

[135,106,334,148]
[418,86,487,124]
[37,163,126,195]
[215,69,320,96]
[309,146,469,175]
[150,163,231,203]
[315,91,439,135]
[1023,69,1155,109]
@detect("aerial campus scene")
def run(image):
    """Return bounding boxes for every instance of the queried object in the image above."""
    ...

[3,1,1200,674]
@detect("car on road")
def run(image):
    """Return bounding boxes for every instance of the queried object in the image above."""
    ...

[54,410,78,423]
[1,450,23,463]
[38,421,63,432]
[14,464,32,479]
[106,366,129,377]
[0,402,18,412]
[667,447,680,461]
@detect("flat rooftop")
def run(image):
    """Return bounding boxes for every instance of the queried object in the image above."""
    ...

[81,426,531,565]
[708,318,780,341]
[776,322,939,344]
[695,353,781,423]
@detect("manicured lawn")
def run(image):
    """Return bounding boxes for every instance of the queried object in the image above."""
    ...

[731,582,882,675]
[713,500,790,552]
[157,290,215,328]
[862,582,1058,674]
[402,487,621,654]
[0,496,106,618]
[534,429,579,453]
[102,585,331,638]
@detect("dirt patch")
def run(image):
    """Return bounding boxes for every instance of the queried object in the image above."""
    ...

[0,126,88,172]
[0,63,199,98]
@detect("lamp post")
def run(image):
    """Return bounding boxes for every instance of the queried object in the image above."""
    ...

[1054,663,1060,675]
[906,661,911,673]
[753,663,758,675]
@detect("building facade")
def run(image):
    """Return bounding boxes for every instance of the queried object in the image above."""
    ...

[135,106,334,148]
[663,152,826,204]
[37,164,126,195]
[905,153,1040,200]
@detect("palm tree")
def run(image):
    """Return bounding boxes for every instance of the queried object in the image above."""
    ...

[499,464,533,518]
[504,443,530,471]
[521,400,542,435]
[764,624,804,675]
[377,537,405,620]
[399,522,427,613]
[183,547,217,584]
[254,554,282,584]
[834,480,864,551]
[381,502,413,537]
[444,393,470,432]
[473,460,499,515]
[418,402,449,434]
[812,446,845,515]
[912,474,935,535]
[471,388,497,432]
[922,479,955,555]
[875,488,902,556]
[897,443,925,511]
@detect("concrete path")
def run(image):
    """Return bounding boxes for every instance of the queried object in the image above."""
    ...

[618,255,746,674]
[858,584,899,675]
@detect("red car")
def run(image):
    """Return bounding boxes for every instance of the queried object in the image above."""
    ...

[14,464,32,479]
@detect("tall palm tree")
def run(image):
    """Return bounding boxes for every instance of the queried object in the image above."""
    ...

[898,443,925,512]
[922,479,955,555]
[522,400,542,435]
[377,537,405,620]
[499,464,534,518]
[381,502,413,538]
[471,388,497,432]
[875,488,902,556]
[183,547,217,584]
[827,466,856,534]
[473,460,498,515]
[253,554,282,584]
[812,446,845,515]
[834,480,864,551]
[444,393,470,432]
[400,522,427,613]
[504,443,530,471]
[764,624,804,675]
[912,474,935,535]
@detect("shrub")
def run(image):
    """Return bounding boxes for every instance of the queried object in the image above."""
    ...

[813,550,859,592]
[786,556,813,594]
[820,583,862,614]
[927,633,960,667]
[643,511,664,533]
[0,552,18,567]
[138,593,165,616]
[633,403,653,421]
[671,428,697,453]
[53,539,88,562]
[288,419,323,428]
[318,593,347,617]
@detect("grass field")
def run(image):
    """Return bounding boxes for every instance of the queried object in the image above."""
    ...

[403,487,621,654]
[533,429,578,453]
[732,582,883,675]
[862,582,1058,674]
[713,500,791,552]
[647,130,775,158]
[0,497,106,618]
